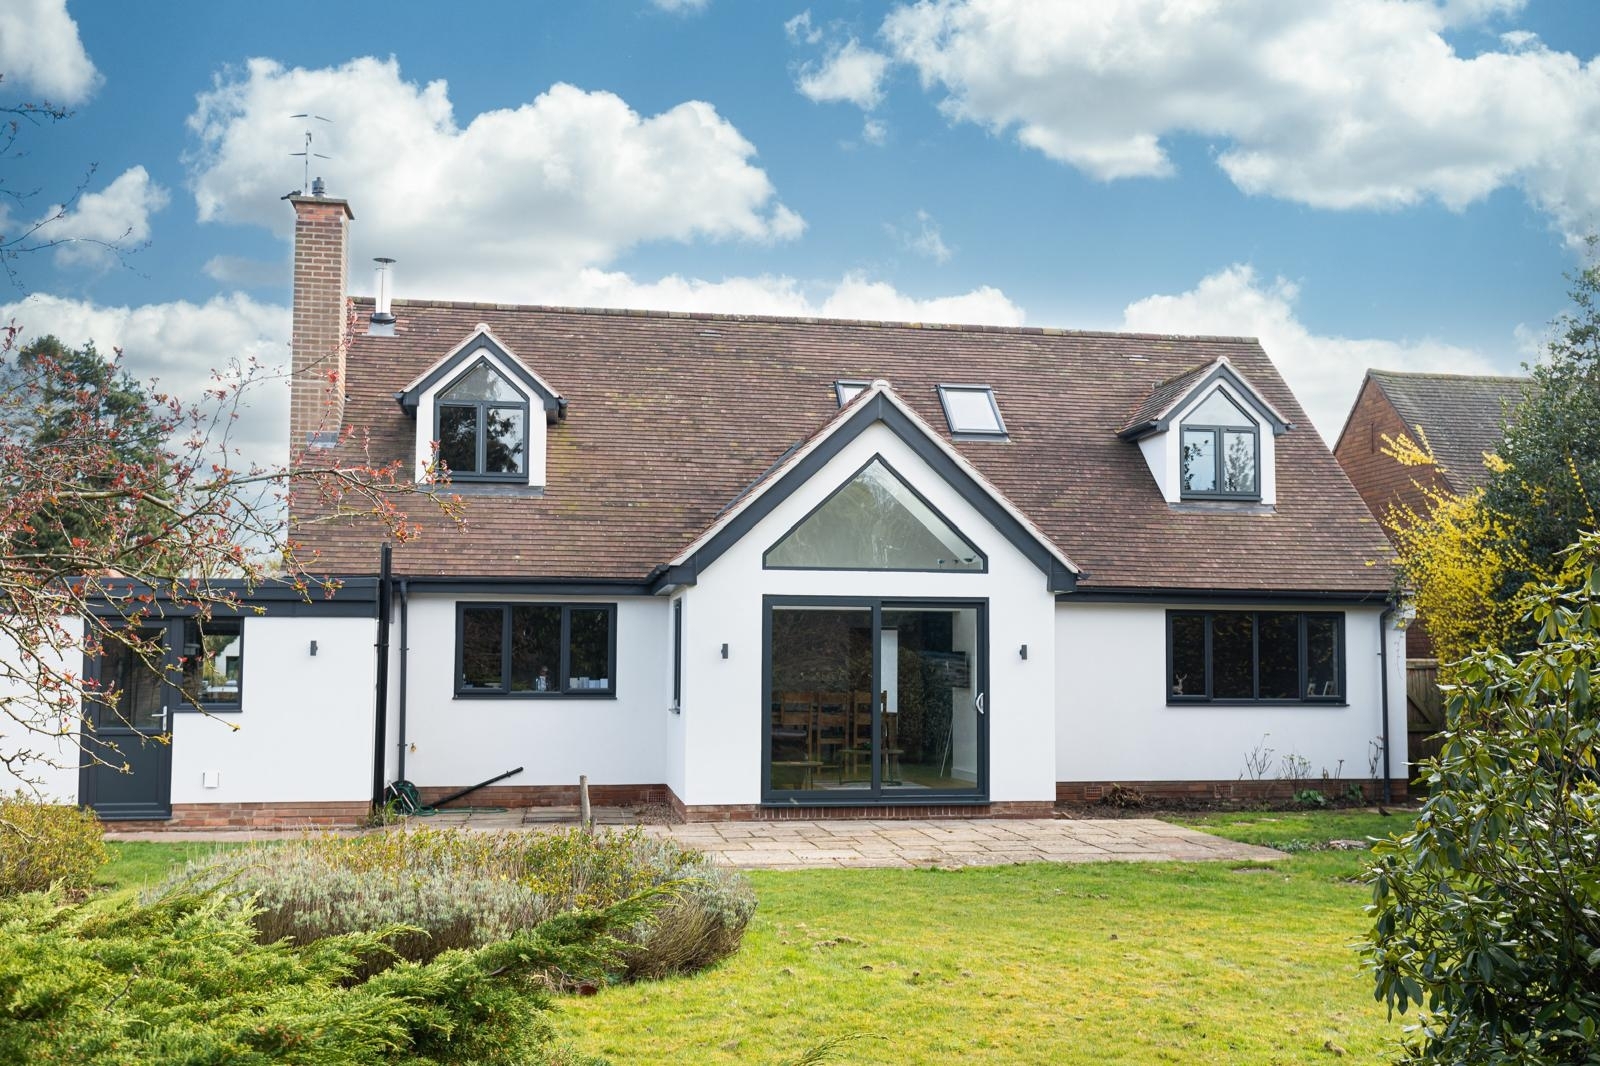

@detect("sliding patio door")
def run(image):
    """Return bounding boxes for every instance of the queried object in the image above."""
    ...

[764,599,986,803]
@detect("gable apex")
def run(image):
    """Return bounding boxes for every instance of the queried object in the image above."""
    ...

[665,380,1078,592]
[1118,356,1292,441]
[395,324,564,418]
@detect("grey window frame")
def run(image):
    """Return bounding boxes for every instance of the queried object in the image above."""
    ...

[1165,609,1345,705]
[433,359,531,483]
[935,384,1008,441]
[671,598,683,709]
[1178,392,1260,501]
[454,602,617,698]
[176,616,243,713]
[834,379,871,407]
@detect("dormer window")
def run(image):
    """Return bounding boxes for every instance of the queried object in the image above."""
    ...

[937,385,1007,440]
[1180,389,1258,499]
[437,363,529,480]
[397,325,563,491]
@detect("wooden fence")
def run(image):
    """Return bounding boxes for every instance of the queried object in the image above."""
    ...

[1407,660,1445,770]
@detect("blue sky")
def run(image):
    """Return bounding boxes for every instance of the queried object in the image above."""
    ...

[3,0,1597,462]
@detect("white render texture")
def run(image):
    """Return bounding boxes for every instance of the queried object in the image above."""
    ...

[0,614,84,802]
[1054,601,1406,786]
[675,420,1060,807]
[169,615,377,804]
[400,595,669,789]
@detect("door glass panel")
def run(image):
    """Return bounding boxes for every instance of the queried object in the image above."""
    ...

[881,607,981,794]
[98,628,166,732]
[764,459,983,571]
[769,607,872,792]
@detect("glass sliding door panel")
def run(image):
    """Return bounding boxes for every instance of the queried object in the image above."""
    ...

[769,607,872,792]
[880,606,982,795]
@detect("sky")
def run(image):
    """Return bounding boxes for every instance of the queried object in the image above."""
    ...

[3,0,1598,469]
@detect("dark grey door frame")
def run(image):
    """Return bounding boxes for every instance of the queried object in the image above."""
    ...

[79,622,176,820]
[761,594,990,806]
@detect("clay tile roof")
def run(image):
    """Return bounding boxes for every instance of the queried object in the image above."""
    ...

[1367,370,1528,493]
[1119,359,1217,436]
[293,299,1393,595]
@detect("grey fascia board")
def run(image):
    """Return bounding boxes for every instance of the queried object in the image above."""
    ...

[676,392,1071,590]
[1140,363,1293,439]
[395,334,562,417]
[1058,586,1390,605]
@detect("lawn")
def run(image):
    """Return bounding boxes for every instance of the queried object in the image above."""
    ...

[97,811,1415,1065]
[557,810,1415,1065]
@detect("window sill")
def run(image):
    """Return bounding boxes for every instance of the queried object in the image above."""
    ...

[1167,699,1348,708]
[454,691,616,700]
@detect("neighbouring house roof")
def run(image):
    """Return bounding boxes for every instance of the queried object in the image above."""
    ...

[292,299,1393,595]
[1357,370,1528,493]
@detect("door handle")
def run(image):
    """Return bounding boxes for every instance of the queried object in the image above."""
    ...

[976,692,986,715]
[153,706,169,731]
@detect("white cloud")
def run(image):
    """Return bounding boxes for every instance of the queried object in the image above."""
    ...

[202,253,285,288]
[41,166,168,269]
[0,0,99,104]
[784,10,823,46]
[890,209,951,263]
[543,268,1023,325]
[2,292,291,468]
[861,118,888,145]
[881,0,1600,241]
[650,0,709,13]
[185,58,804,302]
[797,38,891,109]
[1119,265,1501,445]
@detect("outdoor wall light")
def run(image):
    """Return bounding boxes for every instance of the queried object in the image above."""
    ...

[309,640,318,657]
[1019,643,1028,660]
[720,643,729,659]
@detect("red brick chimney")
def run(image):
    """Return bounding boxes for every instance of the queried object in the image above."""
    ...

[289,184,353,454]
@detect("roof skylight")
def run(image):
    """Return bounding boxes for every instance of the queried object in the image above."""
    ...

[937,385,1007,439]
[835,379,870,407]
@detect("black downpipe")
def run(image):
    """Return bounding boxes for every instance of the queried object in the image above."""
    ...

[397,579,409,783]
[1378,603,1395,805]
[372,543,393,809]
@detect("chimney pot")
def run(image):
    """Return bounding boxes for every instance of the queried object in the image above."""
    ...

[311,176,326,197]
[371,257,397,325]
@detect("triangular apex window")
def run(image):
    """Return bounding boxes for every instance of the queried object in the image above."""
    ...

[764,457,985,571]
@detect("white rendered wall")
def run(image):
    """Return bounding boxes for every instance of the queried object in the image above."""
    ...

[169,615,377,804]
[1055,602,1406,786]
[0,615,83,802]
[676,421,1060,807]
[401,594,669,789]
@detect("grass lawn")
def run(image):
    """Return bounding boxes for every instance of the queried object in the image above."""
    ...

[99,840,241,891]
[557,810,1416,1065]
[96,811,1416,1065]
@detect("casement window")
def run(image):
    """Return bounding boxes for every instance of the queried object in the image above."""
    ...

[456,603,616,697]
[434,362,529,481]
[1167,610,1343,703]
[1179,389,1259,499]
[178,617,243,711]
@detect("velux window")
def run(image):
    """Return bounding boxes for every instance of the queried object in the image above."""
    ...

[1168,611,1343,703]
[457,604,616,697]
[937,385,1007,439]
[1180,389,1258,498]
[436,363,528,480]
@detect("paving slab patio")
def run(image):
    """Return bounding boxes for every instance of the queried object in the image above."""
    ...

[104,808,1282,867]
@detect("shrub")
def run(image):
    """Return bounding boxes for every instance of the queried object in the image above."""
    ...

[1293,789,1331,809]
[170,826,755,981]
[1362,533,1600,1064]
[0,793,107,896]
[0,884,631,1065]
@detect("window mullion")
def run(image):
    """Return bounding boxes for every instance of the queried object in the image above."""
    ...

[558,607,572,694]
[499,606,512,694]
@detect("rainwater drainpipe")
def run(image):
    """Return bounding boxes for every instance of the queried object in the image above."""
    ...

[372,543,392,809]
[397,579,409,782]
[1378,602,1395,805]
